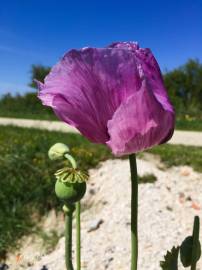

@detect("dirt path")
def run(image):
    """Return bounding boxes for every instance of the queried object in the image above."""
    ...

[0,117,202,147]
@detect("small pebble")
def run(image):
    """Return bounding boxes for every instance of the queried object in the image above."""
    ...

[89,188,96,195]
[186,196,192,201]
[87,219,104,232]
[180,166,191,176]
[40,266,48,270]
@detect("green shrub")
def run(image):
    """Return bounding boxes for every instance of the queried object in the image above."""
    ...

[0,92,56,120]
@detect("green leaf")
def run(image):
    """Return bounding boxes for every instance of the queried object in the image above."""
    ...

[160,246,179,270]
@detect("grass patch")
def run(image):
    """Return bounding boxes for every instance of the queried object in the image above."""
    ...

[147,144,202,173]
[139,173,157,184]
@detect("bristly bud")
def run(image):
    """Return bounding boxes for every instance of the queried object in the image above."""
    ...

[48,143,69,160]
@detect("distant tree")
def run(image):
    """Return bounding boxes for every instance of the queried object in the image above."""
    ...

[29,65,51,88]
[164,59,202,115]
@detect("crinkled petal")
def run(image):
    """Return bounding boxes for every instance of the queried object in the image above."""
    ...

[37,47,142,143]
[108,41,140,51]
[135,48,174,113]
[106,80,175,156]
[108,41,174,113]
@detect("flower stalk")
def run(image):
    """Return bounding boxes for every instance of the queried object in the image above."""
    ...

[76,202,81,270]
[63,152,82,270]
[64,153,77,169]
[63,204,75,270]
[129,154,138,270]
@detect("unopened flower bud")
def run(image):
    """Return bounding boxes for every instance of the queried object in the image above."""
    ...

[180,236,201,267]
[48,143,69,160]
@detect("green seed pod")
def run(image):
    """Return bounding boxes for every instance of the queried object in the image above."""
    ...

[48,143,69,160]
[54,167,88,203]
[180,236,201,267]
[55,180,86,203]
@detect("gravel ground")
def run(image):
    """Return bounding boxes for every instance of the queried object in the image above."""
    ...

[7,157,202,270]
[0,117,202,147]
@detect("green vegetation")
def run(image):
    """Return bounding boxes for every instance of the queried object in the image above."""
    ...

[0,59,202,130]
[138,173,157,184]
[164,59,202,130]
[164,59,202,117]
[148,144,202,173]
[0,92,56,120]
[175,117,202,131]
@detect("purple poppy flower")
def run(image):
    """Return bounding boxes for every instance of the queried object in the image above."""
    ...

[36,42,175,156]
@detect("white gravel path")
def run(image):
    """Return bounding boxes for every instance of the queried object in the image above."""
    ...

[8,158,202,270]
[0,117,202,147]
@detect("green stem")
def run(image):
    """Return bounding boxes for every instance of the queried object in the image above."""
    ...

[191,216,200,270]
[129,154,138,270]
[64,205,75,270]
[76,202,81,270]
[64,153,77,169]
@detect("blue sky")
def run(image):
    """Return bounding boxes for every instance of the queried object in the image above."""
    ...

[0,0,201,95]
